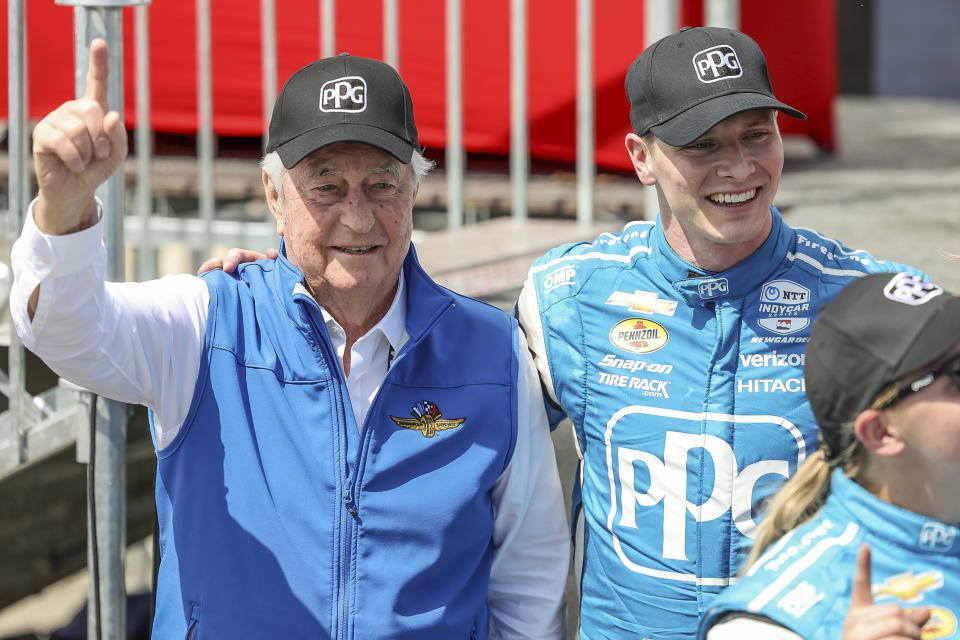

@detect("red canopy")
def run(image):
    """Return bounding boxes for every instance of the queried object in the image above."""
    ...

[2,0,835,170]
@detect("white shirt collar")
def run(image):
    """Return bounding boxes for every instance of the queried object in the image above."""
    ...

[317,270,408,356]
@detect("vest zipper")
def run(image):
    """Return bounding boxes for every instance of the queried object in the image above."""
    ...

[298,302,355,639]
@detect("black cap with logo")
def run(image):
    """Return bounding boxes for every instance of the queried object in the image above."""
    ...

[625,26,806,146]
[266,53,419,168]
[805,272,960,443]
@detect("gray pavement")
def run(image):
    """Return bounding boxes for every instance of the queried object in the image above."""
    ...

[1,96,959,638]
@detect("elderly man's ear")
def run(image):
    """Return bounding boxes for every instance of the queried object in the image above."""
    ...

[263,170,285,235]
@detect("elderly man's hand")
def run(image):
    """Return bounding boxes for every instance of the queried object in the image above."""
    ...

[197,247,279,274]
[32,38,127,235]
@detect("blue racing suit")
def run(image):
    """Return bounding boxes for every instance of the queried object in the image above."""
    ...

[698,469,960,639]
[517,207,920,639]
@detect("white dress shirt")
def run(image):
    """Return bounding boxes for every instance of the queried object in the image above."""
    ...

[10,201,569,639]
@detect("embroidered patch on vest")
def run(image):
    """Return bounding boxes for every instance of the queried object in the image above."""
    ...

[391,400,466,438]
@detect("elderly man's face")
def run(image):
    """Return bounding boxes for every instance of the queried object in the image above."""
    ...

[269,141,416,306]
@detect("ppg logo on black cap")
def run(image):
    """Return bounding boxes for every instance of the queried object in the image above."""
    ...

[693,45,742,83]
[320,76,367,113]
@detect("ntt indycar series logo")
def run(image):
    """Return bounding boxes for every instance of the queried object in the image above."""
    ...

[757,280,812,335]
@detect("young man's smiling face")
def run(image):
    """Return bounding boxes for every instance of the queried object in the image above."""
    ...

[627,109,785,270]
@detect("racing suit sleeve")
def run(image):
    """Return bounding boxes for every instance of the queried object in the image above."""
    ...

[487,328,569,640]
[516,275,567,429]
[10,199,209,450]
[706,613,803,640]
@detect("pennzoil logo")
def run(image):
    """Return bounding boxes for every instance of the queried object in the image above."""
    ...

[609,318,669,354]
[916,607,957,639]
[390,401,465,438]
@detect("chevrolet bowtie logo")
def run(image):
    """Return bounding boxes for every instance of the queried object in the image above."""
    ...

[391,400,465,438]
[875,571,942,602]
[605,290,678,316]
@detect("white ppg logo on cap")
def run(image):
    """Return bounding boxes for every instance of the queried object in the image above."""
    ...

[693,45,742,83]
[883,273,943,305]
[320,75,367,113]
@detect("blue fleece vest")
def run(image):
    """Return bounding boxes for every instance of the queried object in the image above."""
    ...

[151,247,519,639]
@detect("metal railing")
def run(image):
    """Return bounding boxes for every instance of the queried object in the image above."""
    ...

[1,1,741,637]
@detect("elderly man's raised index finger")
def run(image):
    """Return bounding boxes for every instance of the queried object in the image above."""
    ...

[84,38,111,110]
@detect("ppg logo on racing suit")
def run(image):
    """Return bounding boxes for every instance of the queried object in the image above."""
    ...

[697,278,729,299]
[604,405,806,582]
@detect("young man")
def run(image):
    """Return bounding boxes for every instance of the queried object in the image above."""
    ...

[11,40,568,638]
[516,27,921,639]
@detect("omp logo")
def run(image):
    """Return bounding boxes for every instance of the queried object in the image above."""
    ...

[884,273,943,306]
[762,280,810,305]
[777,581,825,618]
[320,76,367,112]
[609,318,669,354]
[693,45,742,83]
[919,522,957,551]
[544,266,576,292]
[698,278,729,299]
[608,408,805,580]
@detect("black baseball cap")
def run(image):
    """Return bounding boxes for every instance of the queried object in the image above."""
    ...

[266,53,418,168]
[805,273,960,443]
[625,26,806,146]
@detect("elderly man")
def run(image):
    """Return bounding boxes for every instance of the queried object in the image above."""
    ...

[11,40,568,638]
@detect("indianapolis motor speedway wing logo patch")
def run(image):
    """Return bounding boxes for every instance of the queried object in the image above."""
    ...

[391,400,466,438]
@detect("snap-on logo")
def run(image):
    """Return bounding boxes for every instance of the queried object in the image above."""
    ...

[320,76,367,113]
[693,45,743,83]
[698,278,729,299]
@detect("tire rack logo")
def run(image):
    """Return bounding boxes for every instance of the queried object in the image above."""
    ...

[693,45,743,83]
[320,75,367,113]
[606,406,805,584]
[757,280,811,335]
[609,318,669,354]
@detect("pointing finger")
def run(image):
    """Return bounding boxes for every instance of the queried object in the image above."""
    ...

[84,38,111,111]
[849,544,874,609]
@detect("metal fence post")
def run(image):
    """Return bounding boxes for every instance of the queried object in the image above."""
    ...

[54,2,148,638]
[7,0,28,467]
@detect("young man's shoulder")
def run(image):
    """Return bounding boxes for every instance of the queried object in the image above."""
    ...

[786,225,923,284]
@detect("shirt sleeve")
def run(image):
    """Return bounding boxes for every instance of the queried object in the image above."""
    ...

[487,327,570,640]
[10,199,209,449]
[706,613,803,640]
